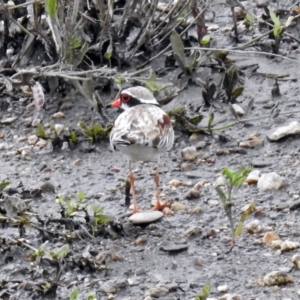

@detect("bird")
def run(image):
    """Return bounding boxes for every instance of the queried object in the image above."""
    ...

[110,86,174,214]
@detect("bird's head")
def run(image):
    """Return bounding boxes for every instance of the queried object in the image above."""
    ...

[111,86,159,110]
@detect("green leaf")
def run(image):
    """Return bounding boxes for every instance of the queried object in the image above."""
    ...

[215,186,227,202]
[234,202,255,238]
[269,9,282,37]
[114,77,125,84]
[245,13,254,24]
[55,195,64,204]
[207,111,214,130]
[45,0,57,18]
[87,291,97,300]
[69,131,77,143]
[145,69,159,95]
[231,87,244,100]
[77,191,85,202]
[170,31,186,73]
[222,168,234,183]
[285,16,294,28]
[0,180,10,192]
[232,166,252,187]
[177,12,185,21]
[51,245,70,259]
[36,124,47,139]
[104,41,113,60]
[195,284,211,300]
[69,287,78,300]
[71,38,81,49]
[200,35,210,46]
[189,115,203,125]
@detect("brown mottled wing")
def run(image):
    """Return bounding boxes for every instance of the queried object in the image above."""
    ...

[110,105,174,152]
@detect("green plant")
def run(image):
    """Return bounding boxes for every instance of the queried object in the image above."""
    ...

[56,191,86,217]
[78,121,112,142]
[69,287,78,300]
[0,180,10,192]
[195,284,211,300]
[215,166,255,250]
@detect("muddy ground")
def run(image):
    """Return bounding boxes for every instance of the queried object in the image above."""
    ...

[1,0,300,300]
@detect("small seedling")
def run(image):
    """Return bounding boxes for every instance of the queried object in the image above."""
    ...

[69,287,78,300]
[78,121,112,142]
[56,191,87,217]
[87,291,97,300]
[215,166,255,251]
[195,284,211,300]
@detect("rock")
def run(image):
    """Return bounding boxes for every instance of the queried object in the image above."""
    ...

[60,101,74,110]
[268,121,300,141]
[245,170,260,184]
[263,271,293,286]
[73,159,83,166]
[170,201,186,211]
[262,231,280,244]
[194,180,207,190]
[168,179,184,187]
[160,243,188,253]
[181,162,196,171]
[185,170,203,178]
[195,141,207,149]
[129,211,163,225]
[36,139,47,148]
[54,124,64,135]
[27,135,38,145]
[52,112,65,119]
[181,146,197,161]
[232,104,244,116]
[218,294,241,300]
[61,142,69,150]
[0,116,17,125]
[146,282,169,298]
[280,240,299,252]
[100,278,127,294]
[40,181,55,193]
[0,143,10,150]
[185,189,200,200]
[192,206,203,214]
[245,220,263,234]
[257,172,286,191]
[292,254,300,269]
[239,136,264,148]
[184,226,201,238]
[218,284,229,293]
[21,148,32,160]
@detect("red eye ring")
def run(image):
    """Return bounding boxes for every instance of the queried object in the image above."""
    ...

[121,93,131,103]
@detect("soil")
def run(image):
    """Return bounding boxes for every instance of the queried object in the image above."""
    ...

[1,1,300,300]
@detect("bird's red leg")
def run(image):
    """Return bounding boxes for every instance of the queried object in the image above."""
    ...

[129,161,139,214]
[153,162,170,212]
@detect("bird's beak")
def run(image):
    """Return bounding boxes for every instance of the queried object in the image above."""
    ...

[111,98,121,108]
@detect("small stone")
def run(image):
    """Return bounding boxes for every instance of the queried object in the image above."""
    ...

[292,254,300,269]
[270,240,282,250]
[257,172,286,191]
[239,136,264,148]
[262,231,280,244]
[218,285,229,293]
[0,143,10,150]
[21,148,32,160]
[192,206,203,214]
[218,294,241,300]
[60,101,74,110]
[0,133,3,139]
[168,179,184,187]
[194,180,207,190]
[263,271,293,286]
[61,142,69,150]
[245,220,263,234]
[181,146,197,161]
[170,201,186,211]
[280,240,300,252]
[181,162,195,171]
[189,133,200,142]
[27,135,38,145]
[184,226,201,238]
[129,211,163,225]
[52,112,65,119]
[18,136,28,142]
[73,159,83,166]
[147,283,169,298]
[232,104,244,116]
[160,243,188,253]
[185,189,200,200]
[36,139,47,148]
[54,124,64,135]
[1,116,17,125]
[268,121,300,141]
[40,181,55,193]
[245,170,261,184]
